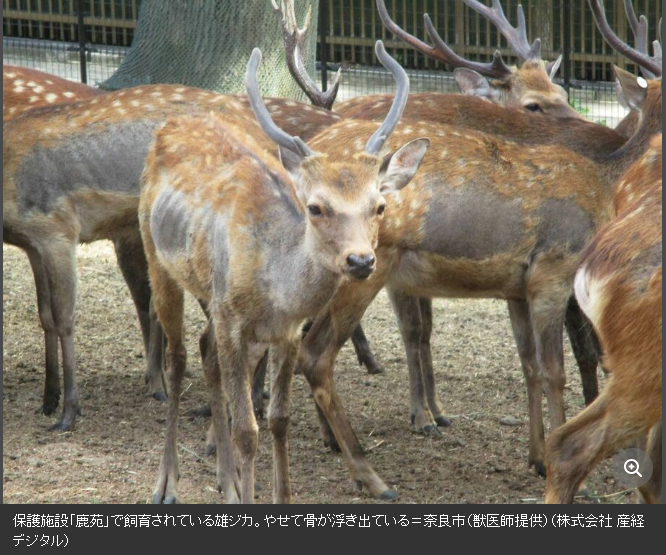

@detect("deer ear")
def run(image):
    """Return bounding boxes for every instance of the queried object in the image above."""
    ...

[614,66,649,111]
[546,55,563,81]
[278,145,305,177]
[379,138,430,193]
[454,68,495,100]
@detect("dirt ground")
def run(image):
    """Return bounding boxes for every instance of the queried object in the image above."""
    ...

[3,242,632,504]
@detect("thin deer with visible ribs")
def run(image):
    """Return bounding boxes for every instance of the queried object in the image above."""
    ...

[140,41,428,503]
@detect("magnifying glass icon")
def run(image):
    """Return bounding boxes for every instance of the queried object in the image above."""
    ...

[624,459,643,477]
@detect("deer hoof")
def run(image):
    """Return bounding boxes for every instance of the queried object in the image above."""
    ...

[163,495,177,504]
[152,391,168,402]
[42,395,60,416]
[380,489,399,501]
[422,424,444,438]
[364,362,384,375]
[531,460,547,477]
[49,420,74,433]
[435,415,452,427]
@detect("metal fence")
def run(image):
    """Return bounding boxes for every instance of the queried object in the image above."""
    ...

[4,0,660,127]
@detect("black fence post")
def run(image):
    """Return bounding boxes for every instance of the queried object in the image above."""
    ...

[562,0,571,92]
[77,0,88,84]
[320,0,328,92]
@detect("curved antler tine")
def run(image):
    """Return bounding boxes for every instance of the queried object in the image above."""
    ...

[424,14,512,78]
[275,0,340,110]
[365,41,409,155]
[377,0,512,78]
[589,0,662,78]
[376,0,446,63]
[245,48,314,158]
[462,0,541,61]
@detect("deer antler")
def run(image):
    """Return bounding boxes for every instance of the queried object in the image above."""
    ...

[462,0,541,61]
[376,0,512,79]
[245,48,315,158]
[589,0,662,78]
[365,41,410,154]
[623,0,660,79]
[272,0,342,110]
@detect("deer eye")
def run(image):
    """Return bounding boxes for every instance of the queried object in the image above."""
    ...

[307,204,323,217]
[376,204,386,216]
[525,102,542,113]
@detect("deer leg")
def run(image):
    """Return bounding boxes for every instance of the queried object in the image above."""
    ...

[387,287,440,436]
[252,350,269,419]
[300,310,397,500]
[144,244,186,504]
[564,297,599,405]
[545,376,660,504]
[418,297,450,427]
[351,324,384,375]
[530,294,568,433]
[199,322,239,503]
[507,300,546,476]
[114,235,167,401]
[214,319,258,504]
[42,243,80,432]
[638,422,662,504]
[26,247,60,416]
[268,339,299,504]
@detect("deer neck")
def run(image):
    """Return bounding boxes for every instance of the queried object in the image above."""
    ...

[264,223,342,321]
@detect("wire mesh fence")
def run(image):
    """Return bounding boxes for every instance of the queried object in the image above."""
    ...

[4,0,660,127]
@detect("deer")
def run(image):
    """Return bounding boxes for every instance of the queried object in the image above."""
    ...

[140,41,428,504]
[545,134,662,504]
[2,65,105,121]
[337,0,579,120]
[2,73,349,431]
[289,58,661,498]
[332,0,663,437]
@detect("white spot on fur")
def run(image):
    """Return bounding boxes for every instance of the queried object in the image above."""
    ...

[285,101,297,107]
[63,91,75,98]
[175,87,186,93]
[438,149,449,159]
[5,72,16,78]
[32,85,44,93]
[112,100,123,107]
[171,94,184,101]
[13,86,25,93]
[45,93,58,103]
[130,100,140,107]
[14,80,24,86]
[45,79,53,85]
[133,88,144,95]
[29,95,40,103]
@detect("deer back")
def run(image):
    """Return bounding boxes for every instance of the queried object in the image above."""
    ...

[3,65,104,121]
[336,93,625,163]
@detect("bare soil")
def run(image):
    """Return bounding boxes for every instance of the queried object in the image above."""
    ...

[3,242,631,504]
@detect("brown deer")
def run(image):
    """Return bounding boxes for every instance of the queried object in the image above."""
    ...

[336,0,578,119]
[287,57,662,498]
[545,134,662,504]
[334,0,661,436]
[2,66,173,415]
[2,79,346,431]
[140,41,428,503]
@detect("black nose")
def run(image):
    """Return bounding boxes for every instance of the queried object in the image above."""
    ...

[347,253,376,279]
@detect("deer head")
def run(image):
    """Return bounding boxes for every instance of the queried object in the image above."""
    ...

[246,41,429,280]
[377,0,579,118]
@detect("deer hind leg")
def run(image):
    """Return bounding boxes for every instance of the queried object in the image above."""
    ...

[26,247,60,416]
[545,376,660,504]
[638,422,662,504]
[145,257,186,504]
[41,241,81,432]
[387,287,440,436]
[351,324,384,375]
[564,297,600,405]
[507,300,546,476]
[199,321,239,503]
[114,235,166,401]
[213,317,258,504]
[419,297,450,427]
[268,338,299,504]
